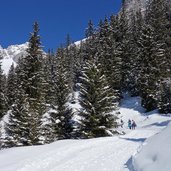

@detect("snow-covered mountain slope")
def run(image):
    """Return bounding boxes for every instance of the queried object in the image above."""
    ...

[0,96,170,171]
[0,43,28,75]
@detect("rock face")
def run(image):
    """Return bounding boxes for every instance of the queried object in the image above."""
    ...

[0,43,28,75]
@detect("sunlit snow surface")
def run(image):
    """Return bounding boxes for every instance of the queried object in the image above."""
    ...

[0,96,170,171]
[0,43,28,75]
[133,122,171,171]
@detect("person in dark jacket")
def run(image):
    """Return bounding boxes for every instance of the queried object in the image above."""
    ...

[120,119,124,128]
[131,120,137,129]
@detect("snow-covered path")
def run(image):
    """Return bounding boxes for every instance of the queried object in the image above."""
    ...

[0,97,170,171]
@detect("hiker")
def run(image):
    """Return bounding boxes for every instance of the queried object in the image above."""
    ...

[120,119,124,128]
[128,119,132,129]
[131,120,137,129]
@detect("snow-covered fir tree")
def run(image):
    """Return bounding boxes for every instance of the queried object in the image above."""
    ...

[81,20,97,62]
[6,63,17,108]
[118,6,132,93]
[137,0,169,112]
[40,47,74,142]
[79,58,118,138]
[63,36,79,103]
[150,0,171,113]
[108,15,123,93]
[158,80,171,113]
[23,22,47,144]
[0,55,6,119]
[50,48,74,140]
[4,88,30,147]
[4,22,46,146]
[97,16,122,100]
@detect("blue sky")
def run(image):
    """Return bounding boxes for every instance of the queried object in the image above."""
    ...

[0,0,122,51]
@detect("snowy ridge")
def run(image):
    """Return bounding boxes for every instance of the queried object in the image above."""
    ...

[0,43,28,75]
[0,96,170,171]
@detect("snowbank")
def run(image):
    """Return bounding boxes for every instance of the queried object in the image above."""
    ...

[133,122,171,171]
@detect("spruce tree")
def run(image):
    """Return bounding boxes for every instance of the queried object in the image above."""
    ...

[138,24,158,111]
[64,36,78,102]
[118,6,132,93]
[96,17,122,101]
[82,20,97,62]
[158,80,171,113]
[97,17,112,80]
[6,63,17,108]
[40,109,57,144]
[5,22,46,146]
[25,22,46,144]
[79,58,118,138]
[0,56,6,119]
[64,34,74,91]
[52,48,74,139]
[138,0,169,111]
[4,88,30,147]
[153,0,171,113]
[110,16,124,96]
[43,50,56,106]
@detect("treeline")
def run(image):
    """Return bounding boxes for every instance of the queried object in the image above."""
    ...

[0,0,171,148]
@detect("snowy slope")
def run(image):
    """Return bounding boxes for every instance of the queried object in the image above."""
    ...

[0,43,28,75]
[0,96,170,171]
[133,123,171,171]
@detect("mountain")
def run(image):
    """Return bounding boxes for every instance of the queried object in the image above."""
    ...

[0,43,28,75]
[0,42,47,75]
[0,39,85,75]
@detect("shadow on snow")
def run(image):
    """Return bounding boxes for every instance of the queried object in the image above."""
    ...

[120,137,146,143]
[124,156,135,171]
[120,96,145,113]
[143,120,171,128]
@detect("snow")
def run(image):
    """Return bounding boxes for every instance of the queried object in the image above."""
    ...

[68,91,82,122]
[0,96,170,171]
[1,57,17,75]
[0,43,28,75]
[73,38,86,47]
[133,122,171,171]
[0,111,10,139]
